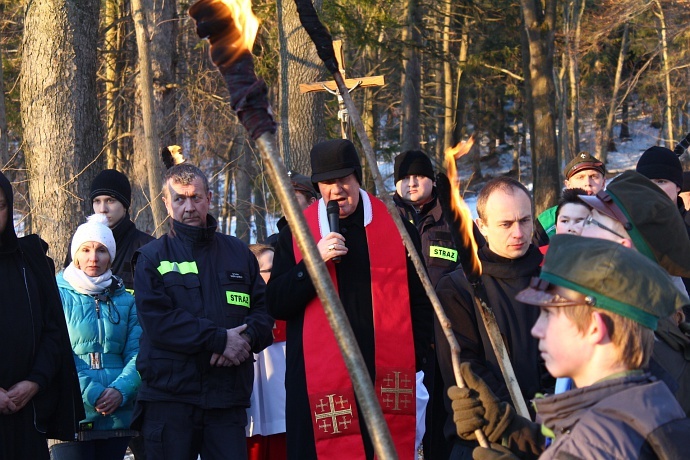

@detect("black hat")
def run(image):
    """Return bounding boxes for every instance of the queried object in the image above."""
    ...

[636,146,683,189]
[563,151,605,179]
[90,169,132,209]
[310,139,362,184]
[394,150,435,183]
[579,171,690,277]
[516,234,689,330]
[287,171,317,199]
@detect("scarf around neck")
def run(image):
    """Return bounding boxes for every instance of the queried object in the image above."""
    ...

[63,263,113,295]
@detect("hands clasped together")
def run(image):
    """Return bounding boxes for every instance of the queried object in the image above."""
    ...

[210,324,252,367]
[0,381,39,415]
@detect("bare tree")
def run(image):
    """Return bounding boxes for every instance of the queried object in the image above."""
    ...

[276,0,326,173]
[21,0,103,264]
[520,0,559,214]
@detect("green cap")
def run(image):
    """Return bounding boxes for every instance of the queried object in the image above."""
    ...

[516,234,690,330]
[563,151,605,179]
[579,171,690,278]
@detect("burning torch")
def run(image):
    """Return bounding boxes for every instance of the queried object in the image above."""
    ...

[188,0,399,457]
[437,138,530,419]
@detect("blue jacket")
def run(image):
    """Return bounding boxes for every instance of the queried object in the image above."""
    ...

[56,272,141,431]
[133,215,273,409]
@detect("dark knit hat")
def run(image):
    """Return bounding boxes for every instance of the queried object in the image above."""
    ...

[90,169,132,209]
[394,150,435,183]
[310,139,362,185]
[516,234,689,330]
[578,171,690,277]
[287,171,317,199]
[563,152,605,179]
[636,146,683,189]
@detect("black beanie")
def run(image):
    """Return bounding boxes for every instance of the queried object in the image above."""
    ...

[394,150,435,183]
[636,146,683,189]
[90,169,132,209]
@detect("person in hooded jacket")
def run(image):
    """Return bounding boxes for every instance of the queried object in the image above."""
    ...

[0,171,83,460]
[50,214,141,460]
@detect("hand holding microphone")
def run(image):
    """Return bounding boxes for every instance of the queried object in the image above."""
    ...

[320,200,346,263]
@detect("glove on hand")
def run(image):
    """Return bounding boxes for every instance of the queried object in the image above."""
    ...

[472,443,520,460]
[448,362,514,442]
[188,0,242,70]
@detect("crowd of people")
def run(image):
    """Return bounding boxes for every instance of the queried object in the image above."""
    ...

[1,139,689,460]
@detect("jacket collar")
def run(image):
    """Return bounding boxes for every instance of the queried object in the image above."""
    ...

[170,214,218,243]
[479,244,543,279]
[110,212,135,241]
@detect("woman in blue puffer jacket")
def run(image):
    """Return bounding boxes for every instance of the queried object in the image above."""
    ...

[49,214,141,460]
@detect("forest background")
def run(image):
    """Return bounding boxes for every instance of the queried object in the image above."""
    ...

[1,0,689,265]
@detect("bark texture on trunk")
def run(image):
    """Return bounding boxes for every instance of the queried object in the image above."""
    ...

[21,0,103,264]
[276,0,326,174]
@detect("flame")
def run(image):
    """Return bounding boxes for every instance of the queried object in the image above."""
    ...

[220,0,259,52]
[444,136,482,277]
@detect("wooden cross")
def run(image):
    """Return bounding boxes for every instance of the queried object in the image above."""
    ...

[300,40,385,139]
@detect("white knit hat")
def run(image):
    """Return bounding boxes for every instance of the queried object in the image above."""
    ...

[70,214,116,261]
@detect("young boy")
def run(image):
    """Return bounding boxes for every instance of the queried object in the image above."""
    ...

[448,234,690,459]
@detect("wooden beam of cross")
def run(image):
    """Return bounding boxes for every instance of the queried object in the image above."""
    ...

[300,40,385,140]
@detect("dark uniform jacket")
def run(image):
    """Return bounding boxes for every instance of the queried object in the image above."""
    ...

[133,215,273,409]
[0,173,83,445]
[65,213,153,291]
[266,200,433,460]
[435,245,548,442]
[394,192,460,287]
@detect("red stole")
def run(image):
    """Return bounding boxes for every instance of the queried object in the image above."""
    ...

[292,193,416,459]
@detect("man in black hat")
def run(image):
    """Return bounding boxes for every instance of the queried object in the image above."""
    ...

[394,150,460,287]
[266,139,433,460]
[66,169,154,291]
[534,152,606,246]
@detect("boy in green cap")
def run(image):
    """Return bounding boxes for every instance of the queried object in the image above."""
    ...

[448,234,690,459]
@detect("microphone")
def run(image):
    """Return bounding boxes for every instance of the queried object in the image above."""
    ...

[326,200,342,263]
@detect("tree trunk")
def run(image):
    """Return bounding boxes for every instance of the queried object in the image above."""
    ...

[442,0,454,152]
[620,98,630,140]
[131,0,170,236]
[452,15,470,145]
[276,0,326,173]
[521,0,559,215]
[565,0,585,156]
[104,0,121,169]
[0,50,8,170]
[400,0,422,151]
[601,23,629,162]
[21,0,102,264]
[653,0,673,147]
[235,140,252,243]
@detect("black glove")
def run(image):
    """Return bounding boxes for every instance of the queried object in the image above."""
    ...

[448,362,514,442]
[473,443,520,460]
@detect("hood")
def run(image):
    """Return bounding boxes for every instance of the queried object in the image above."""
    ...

[0,171,17,251]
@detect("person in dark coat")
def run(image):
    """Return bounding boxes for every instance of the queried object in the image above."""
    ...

[435,176,549,459]
[0,171,84,459]
[266,139,434,460]
[65,169,154,291]
[393,150,471,459]
[264,171,317,247]
[132,164,274,460]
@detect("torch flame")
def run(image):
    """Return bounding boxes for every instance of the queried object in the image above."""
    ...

[444,136,482,277]
[220,0,259,51]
